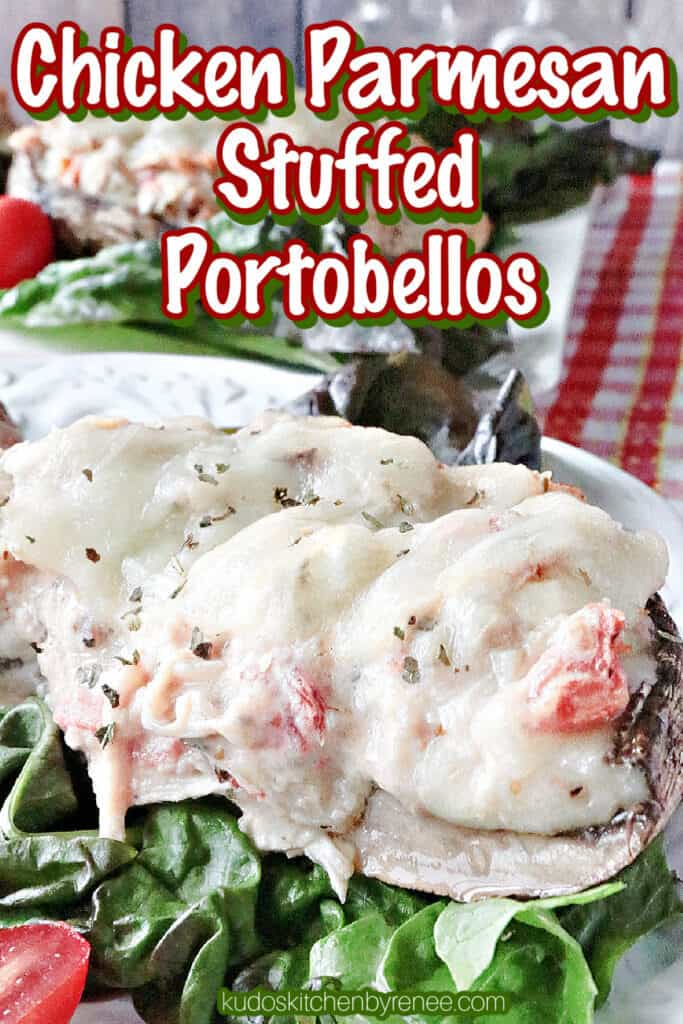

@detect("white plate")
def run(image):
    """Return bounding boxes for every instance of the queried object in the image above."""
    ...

[0,352,680,1024]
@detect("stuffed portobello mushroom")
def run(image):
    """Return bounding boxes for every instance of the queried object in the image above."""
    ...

[0,411,679,903]
[354,591,683,900]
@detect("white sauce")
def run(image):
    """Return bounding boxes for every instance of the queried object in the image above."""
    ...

[0,413,667,896]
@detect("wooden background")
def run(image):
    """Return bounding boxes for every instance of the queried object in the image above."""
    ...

[2,1,681,152]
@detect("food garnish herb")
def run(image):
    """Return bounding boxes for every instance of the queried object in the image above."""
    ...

[194,464,219,486]
[398,521,414,533]
[380,458,394,465]
[170,579,187,600]
[200,506,236,528]
[397,494,415,516]
[82,468,93,482]
[438,643,451,666]
[114,650,140,667]
[402,656,420,684]
[95,722,116,749]
[129,586,143,604]
[190,626,213,660]
[361,511,384,531]
[274,486,300,508]
[393,626,405,640]
[102,684,120,709]
[77,664,102,689]
[25,535,35,544]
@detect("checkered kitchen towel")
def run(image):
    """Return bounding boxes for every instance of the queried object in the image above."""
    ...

[543,161,683,511]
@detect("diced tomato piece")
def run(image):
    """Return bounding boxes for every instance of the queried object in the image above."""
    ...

[525,604,629,733]
[0,922,90,1024]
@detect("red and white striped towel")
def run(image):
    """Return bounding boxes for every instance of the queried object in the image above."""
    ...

[543,162,683,512]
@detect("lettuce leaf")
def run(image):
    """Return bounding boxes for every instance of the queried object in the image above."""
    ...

[0,697,679,1024]
[87,802,262,1023]
[558,837,682,1005]
[0,698,135,914]
[0,218,338,373]
[433,883,622,991]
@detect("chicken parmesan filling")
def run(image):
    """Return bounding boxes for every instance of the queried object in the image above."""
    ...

[0,413,667,896]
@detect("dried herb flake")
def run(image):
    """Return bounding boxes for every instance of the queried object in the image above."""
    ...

[274,486,300,509]
[402,656,420,685]
[95,722,116,749]
[102,684,120,709]
[361,511,384,531]
[190,626,213,660]
[77,664,101,689]
[397,494,415,516]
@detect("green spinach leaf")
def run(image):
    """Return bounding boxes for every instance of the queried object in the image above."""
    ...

[558,838,682,1005]
[0,698,136,911]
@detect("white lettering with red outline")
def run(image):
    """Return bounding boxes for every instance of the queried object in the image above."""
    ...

[304,23,673,118]
[214,122,479,219]
[161,228,545,326]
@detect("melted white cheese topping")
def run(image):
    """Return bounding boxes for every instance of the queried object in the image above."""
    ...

[0,413,667,895]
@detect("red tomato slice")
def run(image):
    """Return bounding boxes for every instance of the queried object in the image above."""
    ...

[0,197,55,289]
[0,923,90,1024]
